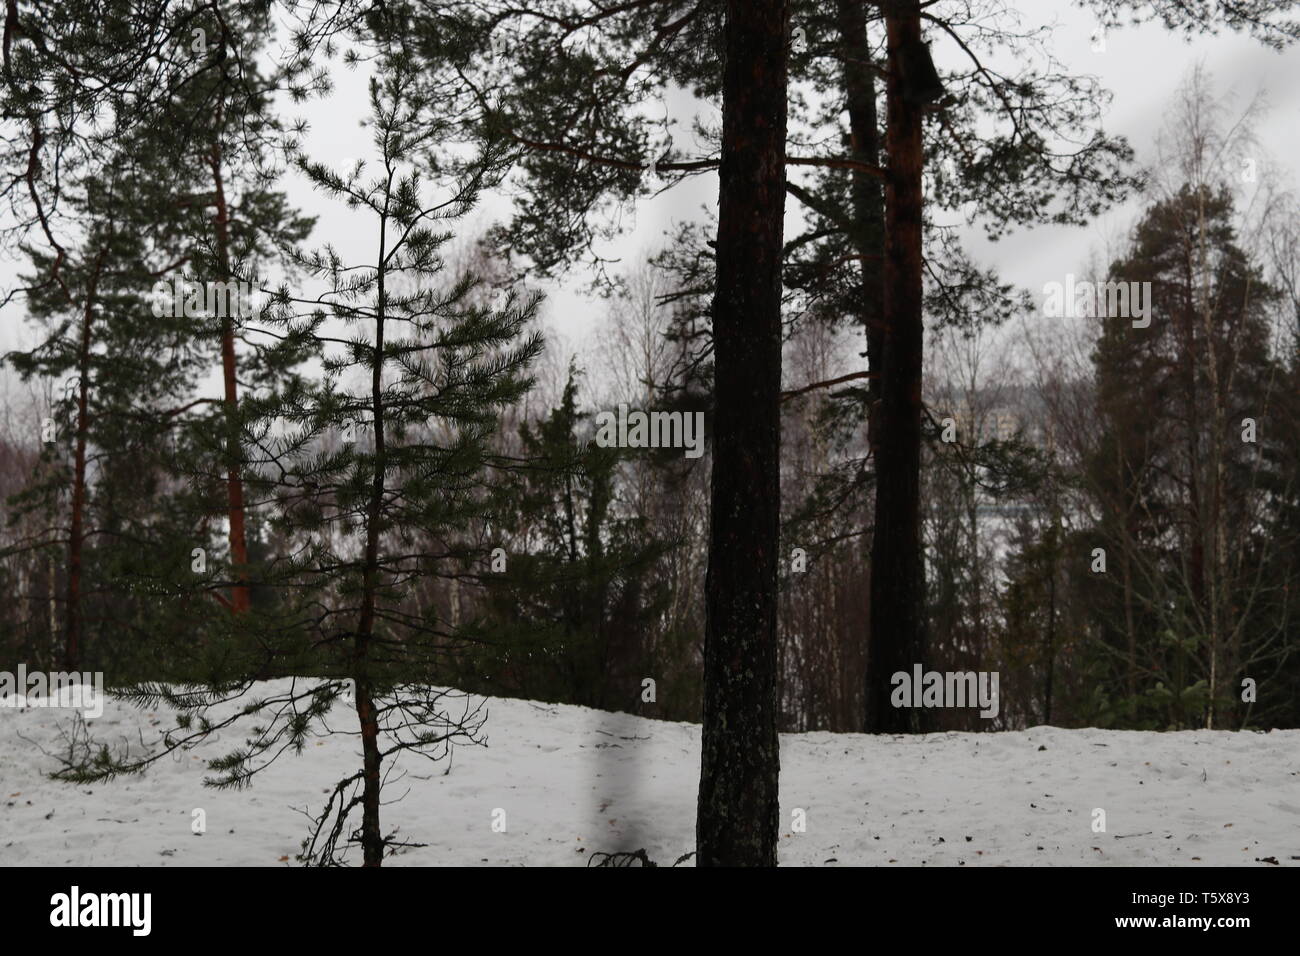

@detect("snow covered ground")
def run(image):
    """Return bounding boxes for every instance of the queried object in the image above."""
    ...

[1,679,1297,866]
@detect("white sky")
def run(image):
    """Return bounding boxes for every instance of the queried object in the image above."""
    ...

[245,0,1300,371]
[2,0,1297,405]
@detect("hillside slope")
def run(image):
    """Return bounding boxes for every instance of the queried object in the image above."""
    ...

[2,680,1297,866]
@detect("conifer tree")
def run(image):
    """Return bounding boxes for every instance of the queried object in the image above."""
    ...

[1087,185,1283,729]
[3,127,208,671]
[462,366,674,711]
[149,0,316,617]
[55,48,543,868]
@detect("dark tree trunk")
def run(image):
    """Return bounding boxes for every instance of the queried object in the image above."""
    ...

[696,0,787,868]
[354,208,390,868]
[209,110,251,615]
[1045,520,1058,725]
[836,0,886,732]
[835,0,885,406]
[866,2,926,733]
[65,254,104,671]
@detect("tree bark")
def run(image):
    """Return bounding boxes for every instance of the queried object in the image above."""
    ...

[1044,512,1058,725]
[835,0,885,405]
[835,3,888,733]
[65,252,105,671]
[866,1,927,733]
[354,192,392,868]
[209,108,251,615]
[696,0,787,867]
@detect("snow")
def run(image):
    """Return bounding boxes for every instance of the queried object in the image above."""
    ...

[1,679,1296,866]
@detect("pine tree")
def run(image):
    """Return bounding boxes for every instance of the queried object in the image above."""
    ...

[53,48,543,868]
[2,0,314,672]
[692,0,788,867]
[152,0,316,617]
[4,127,209,672]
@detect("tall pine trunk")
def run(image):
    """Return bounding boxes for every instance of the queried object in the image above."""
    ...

[353,201,390,868]
[65,253,104,670]
[209,105,251,615]
[835,0,885,405]
[866,2,926,733]
[696,0,787,867]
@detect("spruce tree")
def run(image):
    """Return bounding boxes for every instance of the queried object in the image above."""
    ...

[1087,186,1283,728]
[462,366,674,711]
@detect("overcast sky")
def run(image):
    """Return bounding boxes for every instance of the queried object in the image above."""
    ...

[3,0,1297,401]
[271,0,1300,371]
